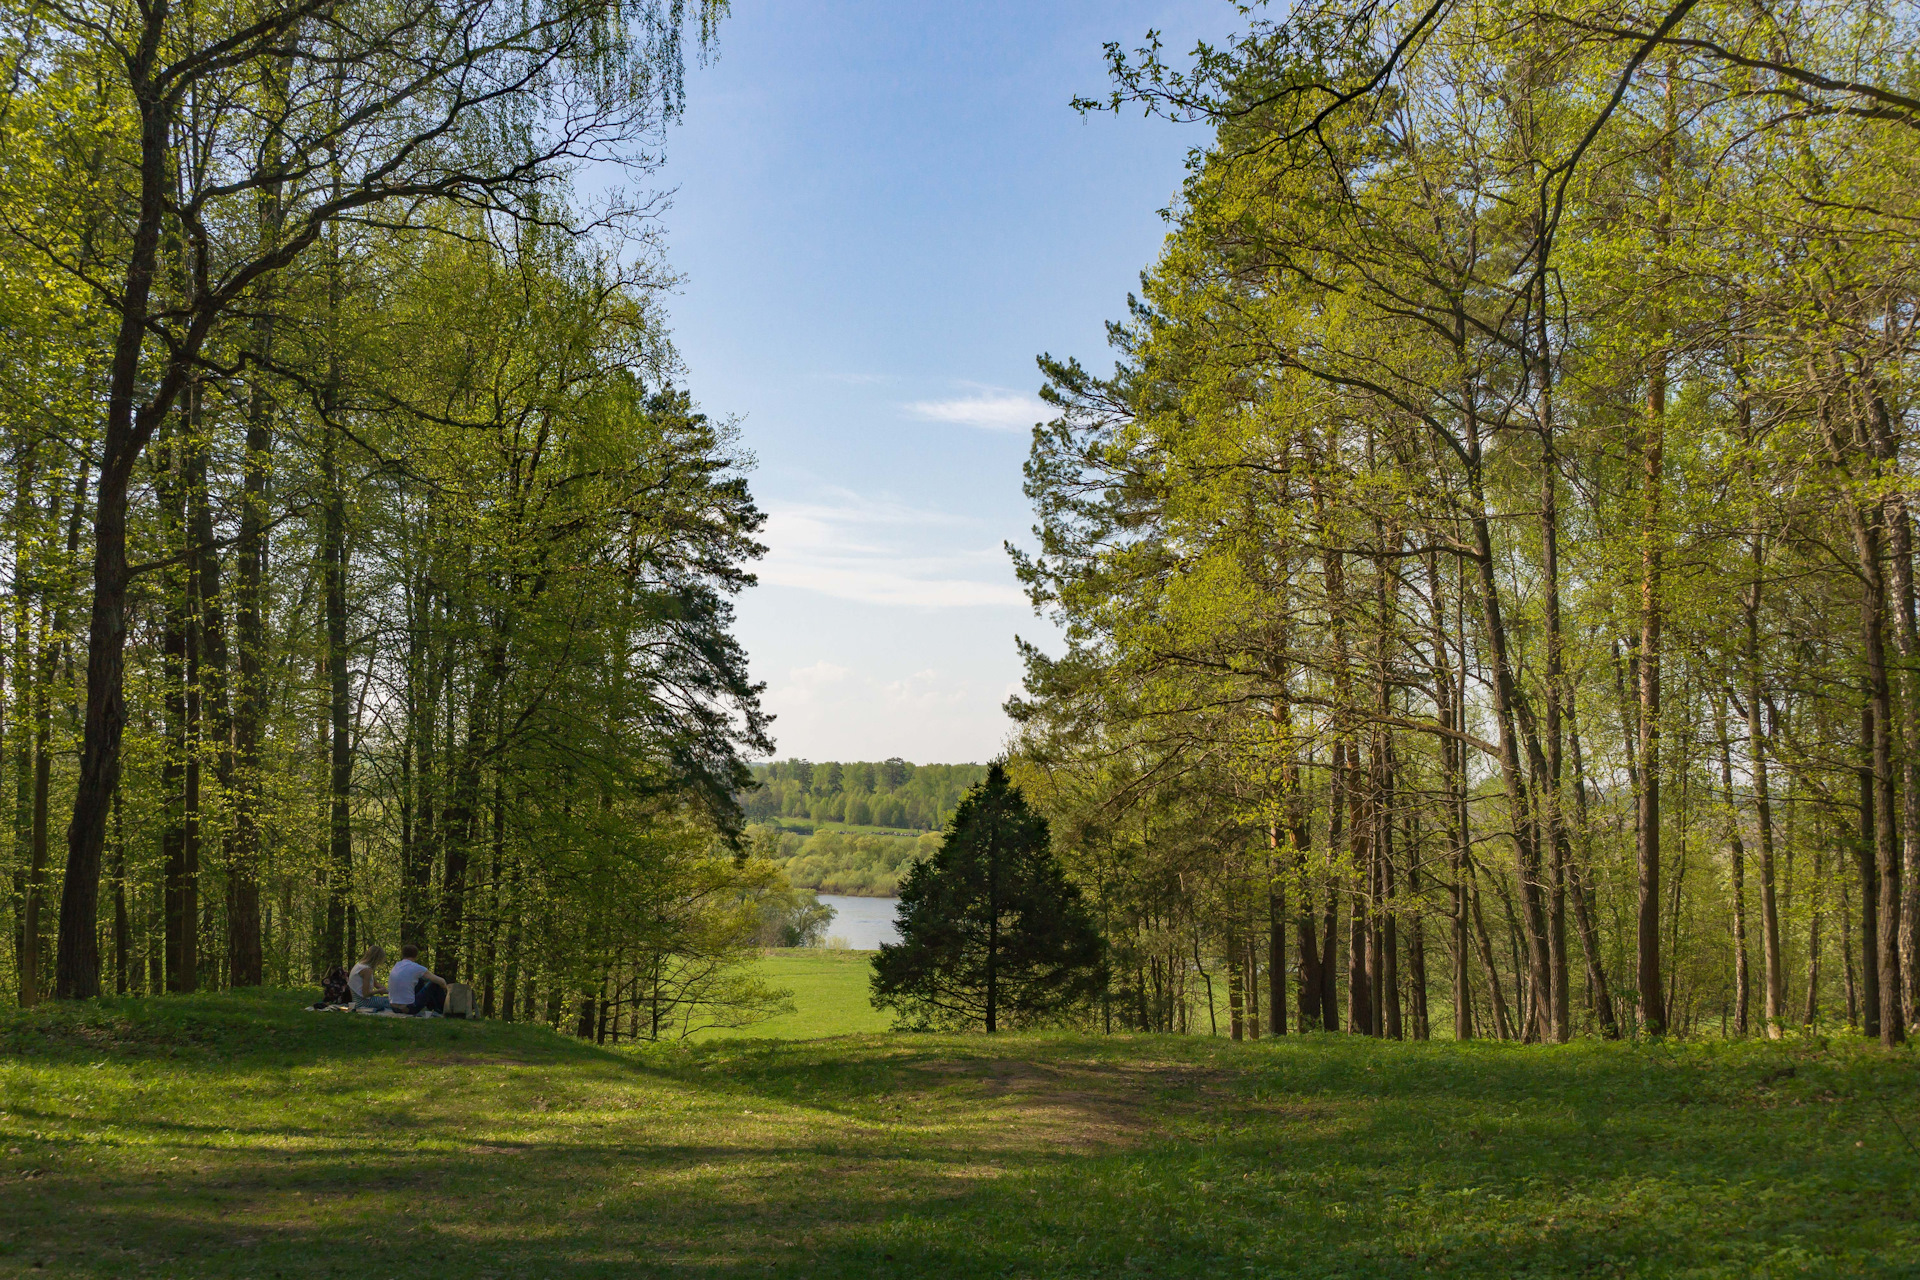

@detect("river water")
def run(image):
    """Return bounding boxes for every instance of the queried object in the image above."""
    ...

[815,894,901,950]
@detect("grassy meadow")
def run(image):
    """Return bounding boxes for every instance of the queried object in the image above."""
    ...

[696,949,892,1041]
[1,984,1916,1279]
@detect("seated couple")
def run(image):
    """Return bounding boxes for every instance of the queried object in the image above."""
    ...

[347,944,450,1016]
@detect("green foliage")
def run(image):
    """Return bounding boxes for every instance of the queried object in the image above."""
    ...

[744,871,835,948]
[873,765,1107,1031]
[749,824,941,897]
[1010,0,1920,1045]
[741,759,987,830]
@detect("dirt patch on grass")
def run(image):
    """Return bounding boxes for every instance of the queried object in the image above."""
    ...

[902,1055,1226,1152]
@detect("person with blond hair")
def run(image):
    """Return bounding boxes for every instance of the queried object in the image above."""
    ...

[347,945,391,1011]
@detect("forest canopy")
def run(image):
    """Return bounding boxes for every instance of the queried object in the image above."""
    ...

[0,0,788,1039]
[1008,0,1920,1047]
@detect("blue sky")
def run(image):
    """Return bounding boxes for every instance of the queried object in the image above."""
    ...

[654,1,1226,764]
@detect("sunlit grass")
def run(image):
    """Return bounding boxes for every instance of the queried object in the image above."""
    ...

[1,989,1914,1278]
[694,948,892,1041]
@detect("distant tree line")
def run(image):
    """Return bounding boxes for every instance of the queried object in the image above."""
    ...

[750,826,943,898]
[742,760,987,832]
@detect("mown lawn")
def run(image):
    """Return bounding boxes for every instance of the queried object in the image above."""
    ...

[697,949,892,1041]
[1,990,1915,1278]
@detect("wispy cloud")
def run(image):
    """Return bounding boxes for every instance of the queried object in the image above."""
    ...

[756,490,1027,609]
[903,386,1048,432]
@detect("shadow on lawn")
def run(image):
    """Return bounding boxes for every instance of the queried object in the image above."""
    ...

[4,992,1917,1278]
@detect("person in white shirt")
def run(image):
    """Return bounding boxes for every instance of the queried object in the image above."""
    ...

[387,944,450,1016]
[348,945,390,1011]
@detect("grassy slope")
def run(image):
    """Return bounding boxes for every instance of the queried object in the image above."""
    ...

[2,991,1917,1279]
[697,950,891,1040]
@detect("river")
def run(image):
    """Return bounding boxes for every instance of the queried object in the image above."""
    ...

[815,894,901,951]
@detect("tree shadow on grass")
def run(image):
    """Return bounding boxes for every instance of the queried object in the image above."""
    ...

[3,996,1916,1278]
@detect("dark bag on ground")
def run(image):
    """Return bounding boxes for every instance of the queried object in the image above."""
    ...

[314,966,352,1008]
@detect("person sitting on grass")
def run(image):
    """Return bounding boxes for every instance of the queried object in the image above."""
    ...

[387,943,450,1016]
[347,945,391,1011]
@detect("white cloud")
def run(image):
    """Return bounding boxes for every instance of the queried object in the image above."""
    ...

[755,491,1028,609]
[903,387,1048,432]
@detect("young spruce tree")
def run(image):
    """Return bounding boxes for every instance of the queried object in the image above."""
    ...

[872,763,1104,1031]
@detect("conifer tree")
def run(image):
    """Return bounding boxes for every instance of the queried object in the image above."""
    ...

[872,763,1105,1032]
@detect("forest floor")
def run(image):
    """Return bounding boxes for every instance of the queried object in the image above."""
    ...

[1,990,1916,1279]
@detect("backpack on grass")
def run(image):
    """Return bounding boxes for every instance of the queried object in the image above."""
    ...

[314,966,352,1008]
[444,982,475,1019]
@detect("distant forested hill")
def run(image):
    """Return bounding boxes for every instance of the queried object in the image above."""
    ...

[749,827,942,897]
[740,760,987,831]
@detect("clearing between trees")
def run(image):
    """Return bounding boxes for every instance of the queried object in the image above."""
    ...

[1,990,1914,1279]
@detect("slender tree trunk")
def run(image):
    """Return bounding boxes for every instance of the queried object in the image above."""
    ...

[1380,824,1401,1040]
[9,450,32,1006]
[1743,594,1786,1037]
[1226,928,1244,1041]
[1886,492,1920,1032]
[111,791,129,995]
[1857,702,1882,1038]
[159,436,195,992]
[223,132,285,991]
[1347,748,1372,1035]
[1469,866,1515,1040]
[23,624,53,1002]
[1716,699,1751,1036]
[1297,869,1321,1032]
[1866,393,1916,1032]
[1564,704,1620,1037]
[57,35,181,997]
[501,848,522,1024]
[1843,873,1859,1026]
[1806,836,1825,1027]
[1457,410,1555,1035]
[1636,355,1667,1035]
[1404,809,1429,1040]
[177,391,234,992]
[321,424,353,971]
[1538,408,1572,1044]
[1430,549,1473,1040]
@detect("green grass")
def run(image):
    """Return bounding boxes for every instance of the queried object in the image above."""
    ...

[697,949,892,1040]
[2,990,1916,1278]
